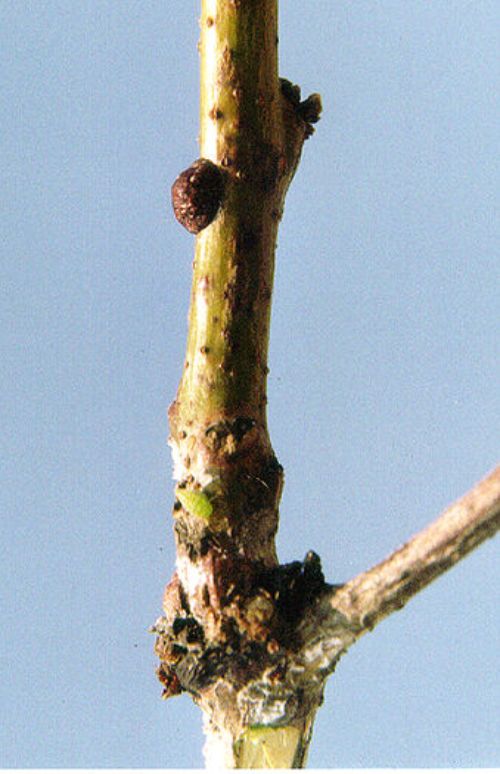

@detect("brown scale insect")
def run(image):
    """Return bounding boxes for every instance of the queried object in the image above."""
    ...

[171,158,225,234]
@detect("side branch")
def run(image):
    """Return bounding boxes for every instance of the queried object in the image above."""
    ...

[330,465,500,639]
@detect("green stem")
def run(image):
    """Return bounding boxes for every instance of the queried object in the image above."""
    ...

[171,0,301,432]
[160,2,321,767]
[167,0,314,573]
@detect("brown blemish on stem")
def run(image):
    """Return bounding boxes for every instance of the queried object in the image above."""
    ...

[209,105,223,120]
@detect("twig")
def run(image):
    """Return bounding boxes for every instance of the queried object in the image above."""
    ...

[330,465,500,638]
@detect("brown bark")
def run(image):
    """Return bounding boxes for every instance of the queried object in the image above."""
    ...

[295,465,500,673]
[329,464,500,639]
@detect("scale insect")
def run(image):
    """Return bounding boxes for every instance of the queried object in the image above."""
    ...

[171,158,225,234]
[175,487,213,521]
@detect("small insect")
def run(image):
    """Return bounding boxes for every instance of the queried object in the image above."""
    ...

[171,158,225,234]
[175,487,213,521]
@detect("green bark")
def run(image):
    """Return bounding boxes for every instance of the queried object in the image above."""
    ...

[171,1,307,430]
[156,1,322,767]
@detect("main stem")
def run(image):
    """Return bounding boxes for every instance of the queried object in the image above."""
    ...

[160,0,317,768]
[168,0,311,604]
[178,1,279,426]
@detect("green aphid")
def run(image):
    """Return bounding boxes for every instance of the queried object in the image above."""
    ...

[175,487,213,521]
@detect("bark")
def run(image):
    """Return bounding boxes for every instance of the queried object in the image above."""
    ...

[153,2,500,768]
[295,465,500,674]
[328,464,500,639]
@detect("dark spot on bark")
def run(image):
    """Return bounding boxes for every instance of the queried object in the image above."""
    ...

[172,617,188,636]
[223,281,237,303]
[233,416,256,440]
[237,226,259,252]
[157,664,182,698]
[172,638,273,696]
[205,416,256,445]
[254,143,281,192]
[172,616,205,645]
[171,642,188,658]
[174,518,210,562]
[209,105,223,120]
[256,551,327,626]
[267,660,286,682]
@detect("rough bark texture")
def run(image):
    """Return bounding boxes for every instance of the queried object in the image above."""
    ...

[153,2,499,768]
[154,0,324,767]
[293,465,500,674]
[329,465,500,638]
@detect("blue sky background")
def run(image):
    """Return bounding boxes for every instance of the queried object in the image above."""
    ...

[1,1,498,768]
